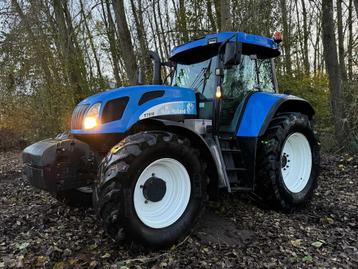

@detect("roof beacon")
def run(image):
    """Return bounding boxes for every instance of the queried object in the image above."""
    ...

[273,31,282,43]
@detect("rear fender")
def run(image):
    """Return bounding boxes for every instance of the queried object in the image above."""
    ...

[236,92,315,137]
[258,96,315,137]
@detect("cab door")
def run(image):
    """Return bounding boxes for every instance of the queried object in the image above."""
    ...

[218,55,276,134]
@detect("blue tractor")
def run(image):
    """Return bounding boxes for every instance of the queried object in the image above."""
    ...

[23,32,320,248]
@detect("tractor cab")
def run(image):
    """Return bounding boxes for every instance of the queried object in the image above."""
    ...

[170,32,281,135]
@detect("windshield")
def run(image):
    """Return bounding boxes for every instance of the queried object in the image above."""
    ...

[171,56,217,99]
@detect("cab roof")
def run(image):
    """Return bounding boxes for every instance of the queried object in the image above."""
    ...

[170,32,280,62]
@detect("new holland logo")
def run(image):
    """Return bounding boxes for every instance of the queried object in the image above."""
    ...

[139,101,196,120]
[186,102,194,113]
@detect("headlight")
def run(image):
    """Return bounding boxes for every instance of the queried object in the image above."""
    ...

[83,103,101,129]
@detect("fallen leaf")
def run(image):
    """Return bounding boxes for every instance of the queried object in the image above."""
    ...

[17,242,29,250]
[89,261,98,268]
[302,255,313,262]
[311,241,324,248]
[53,262,65,269]
[101,253,111,259]
[291,239,303,247]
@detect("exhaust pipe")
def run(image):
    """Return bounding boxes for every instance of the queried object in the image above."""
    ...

[149,51,161,85]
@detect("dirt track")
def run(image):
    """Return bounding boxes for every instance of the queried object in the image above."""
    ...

[0,151,357,268]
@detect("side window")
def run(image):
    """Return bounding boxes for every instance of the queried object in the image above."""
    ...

[258,59,275,92]
[222,55,257,97]
[222,56,275,96]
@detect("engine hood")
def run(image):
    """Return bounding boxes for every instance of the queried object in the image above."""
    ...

[71,84,197,134]
[78,85,193,105]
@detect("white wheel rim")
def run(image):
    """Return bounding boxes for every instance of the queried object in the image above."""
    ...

[133,158,191,229]
[281,132,312,193]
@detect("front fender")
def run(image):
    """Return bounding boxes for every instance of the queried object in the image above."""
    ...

[141,119,221,190]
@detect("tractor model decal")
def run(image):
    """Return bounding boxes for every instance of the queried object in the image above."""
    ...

[139,101,196,119]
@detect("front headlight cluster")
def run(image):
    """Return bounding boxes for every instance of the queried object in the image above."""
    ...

[83,102,101,130]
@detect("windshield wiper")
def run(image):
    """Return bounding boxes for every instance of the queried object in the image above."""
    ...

[190,58,213,91]
[201,58,213,94]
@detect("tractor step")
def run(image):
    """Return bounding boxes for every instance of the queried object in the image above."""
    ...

[230,186,253,192]
[215,135,253,193]
[221,148,241,153]
[226,168,247,172]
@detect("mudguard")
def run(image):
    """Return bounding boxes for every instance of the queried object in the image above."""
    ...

[237,92,315,137]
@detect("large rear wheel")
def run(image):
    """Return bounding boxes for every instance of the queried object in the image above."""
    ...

[255,112,320,211]
[93,131,206,248]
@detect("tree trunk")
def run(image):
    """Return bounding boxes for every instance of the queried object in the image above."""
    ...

[79,0,104,86]
[53,0,88,98]
[178,0,189,42]
[321,0,346,143]
[156,1,169,58]
[301,0,310,73]
[130,0,151,82]
[207,0,217,31]
[112,0,138,84]
[101,0,122,86]
[354,0,358,16]
[348,0,353,80]
[152,1,165,60]
[337,0,347,81]
[280,0,292,75]
[11,0,53,87]
[214,0,221,31]
[220,0,232,31]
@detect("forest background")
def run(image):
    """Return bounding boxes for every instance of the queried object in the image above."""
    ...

[0,0,357,152]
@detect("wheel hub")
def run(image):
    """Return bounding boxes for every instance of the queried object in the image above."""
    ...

[141,174,166,202]
[281,153,289,169]
[133,158,191,229]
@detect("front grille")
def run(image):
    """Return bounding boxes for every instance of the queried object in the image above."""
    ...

[71,104,89,129]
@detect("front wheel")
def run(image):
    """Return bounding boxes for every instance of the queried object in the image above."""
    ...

[255,112,320,211]
[93,131,206,248]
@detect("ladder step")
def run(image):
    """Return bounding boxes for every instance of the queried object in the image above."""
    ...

[230,186,253,192]
[218,136,234,141]
[226,168,247,172]
[221,148,241,153]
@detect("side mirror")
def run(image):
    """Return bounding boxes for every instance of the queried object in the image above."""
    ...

[223,42,241,67]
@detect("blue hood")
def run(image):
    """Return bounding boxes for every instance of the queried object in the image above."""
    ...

[71,85,197,134]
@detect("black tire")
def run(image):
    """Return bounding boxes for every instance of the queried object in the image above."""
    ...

[255,112,320,211]
[53,188,93,208]
[93,131,206,248]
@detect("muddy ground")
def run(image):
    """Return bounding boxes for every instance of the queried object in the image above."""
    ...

[0,151,357,268]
